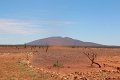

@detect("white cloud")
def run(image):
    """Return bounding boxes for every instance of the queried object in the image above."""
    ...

[0,19,45,35]
[33,20,75,26]
[0,19,75,35]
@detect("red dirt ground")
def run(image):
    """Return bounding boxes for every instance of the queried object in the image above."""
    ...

[0,46,120,80]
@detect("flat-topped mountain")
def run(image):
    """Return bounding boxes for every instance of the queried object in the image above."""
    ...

[27,37,104,46]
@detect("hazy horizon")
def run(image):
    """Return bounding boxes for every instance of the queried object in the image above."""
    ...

[0,0,120,45]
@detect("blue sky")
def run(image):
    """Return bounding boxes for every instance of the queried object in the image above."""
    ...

[0,0,120,45]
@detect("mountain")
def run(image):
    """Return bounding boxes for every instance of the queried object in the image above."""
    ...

[26,37,104,46]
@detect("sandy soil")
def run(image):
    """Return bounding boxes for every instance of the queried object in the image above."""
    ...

[0,46,120,80]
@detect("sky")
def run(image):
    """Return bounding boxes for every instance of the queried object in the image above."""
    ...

[0,0,120,45]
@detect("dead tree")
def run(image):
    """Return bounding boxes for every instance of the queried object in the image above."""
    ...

[83,51,101,68]
[46,45,49,52]
[45,43,49,52]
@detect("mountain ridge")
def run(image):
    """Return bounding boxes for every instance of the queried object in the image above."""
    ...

[26,37,104,46]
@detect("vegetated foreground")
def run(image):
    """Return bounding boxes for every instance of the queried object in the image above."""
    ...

[0,46,120,80]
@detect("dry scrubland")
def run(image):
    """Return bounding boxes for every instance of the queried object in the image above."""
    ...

[0,46,120,80]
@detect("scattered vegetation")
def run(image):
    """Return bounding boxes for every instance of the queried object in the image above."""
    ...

[45,43,49,52]
[53,60,64,68]
[1,46,120,80]
[83,49,101,68]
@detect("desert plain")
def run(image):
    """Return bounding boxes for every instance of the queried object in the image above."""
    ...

[0,46,120,80]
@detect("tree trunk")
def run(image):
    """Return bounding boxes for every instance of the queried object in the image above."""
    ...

[93,61,101,68]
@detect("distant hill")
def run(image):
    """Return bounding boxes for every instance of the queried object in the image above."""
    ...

[26,37,105,47]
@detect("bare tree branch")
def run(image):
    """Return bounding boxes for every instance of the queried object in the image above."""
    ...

[83,48,101,68]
